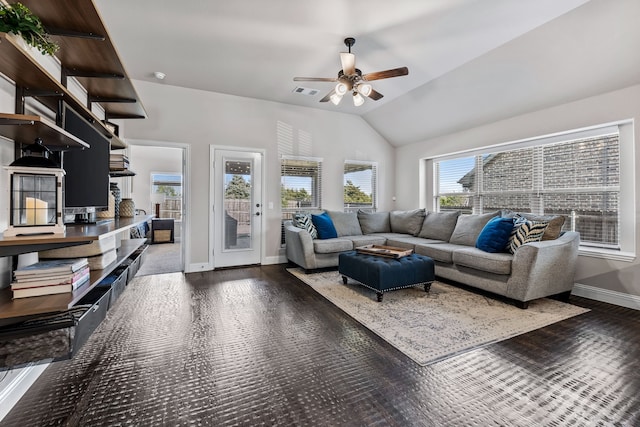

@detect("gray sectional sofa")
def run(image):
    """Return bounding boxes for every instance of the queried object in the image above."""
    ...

[284,209,580,308]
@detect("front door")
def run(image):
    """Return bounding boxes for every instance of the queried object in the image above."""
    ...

[213,149,263,268]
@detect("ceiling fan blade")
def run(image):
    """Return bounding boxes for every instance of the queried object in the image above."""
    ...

[293,77,337,82]
[340,52,356,75]
[362,66,409,81]
[319,89,335,103]
[367,88,384,101]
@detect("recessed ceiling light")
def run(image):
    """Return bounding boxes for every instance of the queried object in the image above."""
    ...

[153,71,166,80]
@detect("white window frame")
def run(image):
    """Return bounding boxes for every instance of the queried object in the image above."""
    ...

[280,155,323,245]
[427,121,635,261]
[343,160,377,213]
[151,172,183,220]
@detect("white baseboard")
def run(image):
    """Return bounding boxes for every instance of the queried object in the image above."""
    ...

[185,263,213,273]
[262,255,287,265]
[0,362,50,421]
[573,283,640,310]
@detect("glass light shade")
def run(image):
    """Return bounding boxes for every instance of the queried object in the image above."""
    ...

[335,82,349,96]
[353,92,365,107]
[358,84,372,97]
[330,93,343,105]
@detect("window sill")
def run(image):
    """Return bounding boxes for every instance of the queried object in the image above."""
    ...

[578,247,635,262]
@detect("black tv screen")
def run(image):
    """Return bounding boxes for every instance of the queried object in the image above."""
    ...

[61,104,111,212]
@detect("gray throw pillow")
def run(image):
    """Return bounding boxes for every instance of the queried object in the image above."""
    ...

[389,209,426,236]
[327,210,362,237]
[418,211,460,241]
[357,210,390,234]
[515,213,565,240]
[449,211,500,246]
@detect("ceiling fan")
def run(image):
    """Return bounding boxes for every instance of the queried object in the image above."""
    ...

[293,37,409,107]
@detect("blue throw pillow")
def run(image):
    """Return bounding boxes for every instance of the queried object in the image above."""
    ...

[311,212,338,239]
[475,217,514,253]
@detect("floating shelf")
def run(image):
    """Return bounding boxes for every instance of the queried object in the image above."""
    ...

[109,169,136,177]
[20,0,147,120]
[0,112,88,150]
[0,32,128,149]
[0,215,153,320]
[0,238,146,320]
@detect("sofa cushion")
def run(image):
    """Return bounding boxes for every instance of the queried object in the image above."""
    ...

[343,235,387,248]
[449,211,499,246]
[357,210,391,234]
[475,216,514,253]
[389,209,426,236]
[414,243,463,264]
[515,213,565,240]
[452,247,513,275]
[313,238,354,254]
[418,211,460,241]
[311,212,338,239]
[507,219,548,254]
[292,213,318,239]
[327,211,363,237]
[386,236,445,250]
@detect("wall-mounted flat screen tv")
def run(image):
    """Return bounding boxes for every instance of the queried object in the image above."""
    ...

[61,103,111,219]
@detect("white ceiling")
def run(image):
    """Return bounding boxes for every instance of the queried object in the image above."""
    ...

[94,0,639,146]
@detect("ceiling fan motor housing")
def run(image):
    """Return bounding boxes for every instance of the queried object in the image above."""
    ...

[344,37,356,52]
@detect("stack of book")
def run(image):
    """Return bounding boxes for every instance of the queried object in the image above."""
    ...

[11,258,91,299]
[109,153,129,170]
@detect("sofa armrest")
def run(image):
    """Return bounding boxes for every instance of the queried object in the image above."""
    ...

[507,231,580,301]
[284,221,317,270]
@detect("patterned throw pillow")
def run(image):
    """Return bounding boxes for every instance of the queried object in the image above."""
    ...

[293,213,318,239]
[507,218,549,254]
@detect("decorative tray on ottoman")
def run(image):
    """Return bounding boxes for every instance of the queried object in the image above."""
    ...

[355,244,413,258]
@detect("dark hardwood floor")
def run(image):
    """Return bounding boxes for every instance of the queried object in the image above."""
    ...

[2,265,639,426]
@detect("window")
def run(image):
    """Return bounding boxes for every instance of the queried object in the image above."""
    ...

[344,161,377,212]
[151,173,182,220]
[280,156,322,243]
[432,123,633,256]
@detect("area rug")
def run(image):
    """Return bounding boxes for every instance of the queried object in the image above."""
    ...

[288,268,589,366]
[136,242,182,276]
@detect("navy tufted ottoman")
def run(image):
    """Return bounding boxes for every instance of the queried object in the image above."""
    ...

[338,251,435,302]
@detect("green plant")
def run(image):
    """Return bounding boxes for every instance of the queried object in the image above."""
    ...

[0,2,58,55]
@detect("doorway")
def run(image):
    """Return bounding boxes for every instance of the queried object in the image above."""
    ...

[128,143,188,275]
[212,148,263,268]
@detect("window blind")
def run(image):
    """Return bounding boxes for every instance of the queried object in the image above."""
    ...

[281,156,323,244]
[434,129,621,249]
[344,161,377,212]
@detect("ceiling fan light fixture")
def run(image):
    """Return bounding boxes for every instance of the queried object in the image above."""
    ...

[330,93,343,105]
[353,92,365,107]
[335,82,349,96]
[357,83,372,97]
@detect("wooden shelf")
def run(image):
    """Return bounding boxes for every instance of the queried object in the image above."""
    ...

[0,215,153,257]
[0,112,89,150]
[20,0,147,121]
[109,169,136,177]
[0,215,153,321]
[0,32,129,149]
[0,239,145,321]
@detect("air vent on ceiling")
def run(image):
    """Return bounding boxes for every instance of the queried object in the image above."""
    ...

[293,86,320,96]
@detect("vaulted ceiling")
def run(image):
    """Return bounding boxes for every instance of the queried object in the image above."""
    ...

[95,0,640,146]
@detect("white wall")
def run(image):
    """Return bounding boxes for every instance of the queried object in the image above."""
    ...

[396,84,640,298]
[122,80,396,269]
